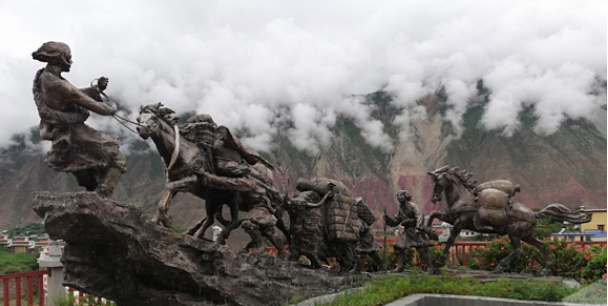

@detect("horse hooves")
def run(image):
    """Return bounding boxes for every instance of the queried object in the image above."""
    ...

[161,218,173,228]
[151,218,164,227]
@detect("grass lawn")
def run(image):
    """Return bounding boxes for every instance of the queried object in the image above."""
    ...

[316,270,606,306]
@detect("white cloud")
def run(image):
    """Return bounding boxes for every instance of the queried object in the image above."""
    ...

[0,0,604,153]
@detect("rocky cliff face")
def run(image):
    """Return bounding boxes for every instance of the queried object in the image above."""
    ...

[1,90,605,235]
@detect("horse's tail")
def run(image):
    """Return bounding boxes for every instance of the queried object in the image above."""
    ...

[534,203,591,224]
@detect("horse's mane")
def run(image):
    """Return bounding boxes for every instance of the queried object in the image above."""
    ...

[445,166,477,190]
[140,102,178,126]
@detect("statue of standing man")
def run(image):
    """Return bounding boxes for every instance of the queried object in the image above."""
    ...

[32,42,126,197]
[383,190,436,273]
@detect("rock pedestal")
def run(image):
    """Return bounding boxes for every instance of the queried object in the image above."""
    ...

[33,192,369,306]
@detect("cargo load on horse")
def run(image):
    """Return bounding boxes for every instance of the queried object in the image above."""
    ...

[326,193,361,243]
[295,178,363,244]
[473,180,521,232]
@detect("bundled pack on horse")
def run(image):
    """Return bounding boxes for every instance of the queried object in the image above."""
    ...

[284,178,378,270]
[426,165,590,275]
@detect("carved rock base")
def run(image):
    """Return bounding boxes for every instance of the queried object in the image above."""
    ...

[33,192,370,306]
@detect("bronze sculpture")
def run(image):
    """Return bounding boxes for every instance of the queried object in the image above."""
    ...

[354,220,385,272]
[136,103,288,258]
[426,165,591,275]
[284,178,382,271]
[32,41,126,197]
[383,190,436,273]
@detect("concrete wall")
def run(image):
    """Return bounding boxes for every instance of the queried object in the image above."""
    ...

[384,294,599,306]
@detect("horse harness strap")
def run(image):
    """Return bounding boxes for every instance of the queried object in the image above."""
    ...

[167,125,180,172]
[477,202,511,210]
[447,205,477,215]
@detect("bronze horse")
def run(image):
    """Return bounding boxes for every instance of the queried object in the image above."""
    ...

[426,165,590,275]
[136,103,289,248]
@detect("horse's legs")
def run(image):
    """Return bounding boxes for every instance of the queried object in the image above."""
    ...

[522,235,552,276]
[215,213,230,227]
[437,225,461,267]
[186,217,206,236]
[274,207,292,246]
[152,176,198,227]
[194,203,217,240]
[426,211,443,227]
[493,235,521,274]
[334,245,356,272]
[216,201,240,245]
[151,190,177,227]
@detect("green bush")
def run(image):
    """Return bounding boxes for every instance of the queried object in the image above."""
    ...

[581,246,607,282]
[547,240,587,277]
[468,236,543,274]
[0,248,39,274]
[465,237,601,277]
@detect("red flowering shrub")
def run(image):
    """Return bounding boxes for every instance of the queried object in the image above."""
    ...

[466,237,605,278]
[547,240,586,277]
[468,236,543,274]
[376,243,415,269]
[580,246,607,282]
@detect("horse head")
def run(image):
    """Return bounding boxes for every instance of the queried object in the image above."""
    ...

[427,165,477,207]
[428,165,450,204]
[136,102,178,140]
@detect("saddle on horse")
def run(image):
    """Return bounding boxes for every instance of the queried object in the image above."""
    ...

[473,180,521,232]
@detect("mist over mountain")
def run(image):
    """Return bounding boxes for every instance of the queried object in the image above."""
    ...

[1,88,604,231]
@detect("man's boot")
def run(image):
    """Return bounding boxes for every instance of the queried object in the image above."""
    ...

[370,251,386,271]
[418,247,438,274]
[96,166,123,198]
[393,251,406,272]
[96,153,126,198]
[243,221,266,255]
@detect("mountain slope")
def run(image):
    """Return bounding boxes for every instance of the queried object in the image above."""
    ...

[0,91,605,231]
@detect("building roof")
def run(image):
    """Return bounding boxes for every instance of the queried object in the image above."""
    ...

[582,208,607,213]
[551,232,604,237]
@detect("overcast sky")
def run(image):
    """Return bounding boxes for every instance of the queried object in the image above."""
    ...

[0,0,605,154]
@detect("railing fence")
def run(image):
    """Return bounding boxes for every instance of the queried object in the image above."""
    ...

[0,269,48,306]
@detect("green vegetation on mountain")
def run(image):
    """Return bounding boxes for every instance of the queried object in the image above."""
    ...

[6,222,45,238]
